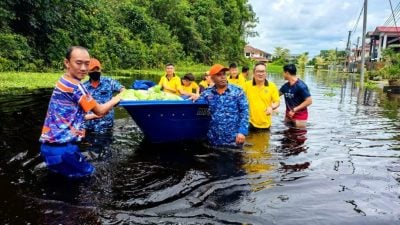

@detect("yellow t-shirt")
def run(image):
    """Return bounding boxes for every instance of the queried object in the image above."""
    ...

[244,80,280,128]
[199,80,210,89]
[228,74,246,88]
[239,72,249,81]
[158,75,182,95]
[182,81,199,94]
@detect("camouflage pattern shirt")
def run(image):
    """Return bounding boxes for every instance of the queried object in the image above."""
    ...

[199,84,249,146]
[83,76,124,133]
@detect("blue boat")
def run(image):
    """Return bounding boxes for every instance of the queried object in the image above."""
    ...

[119,100,210,143]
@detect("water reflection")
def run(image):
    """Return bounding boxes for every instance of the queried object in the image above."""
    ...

[242,130,274,192]
[277,127,310,174]
[243,130,273,174]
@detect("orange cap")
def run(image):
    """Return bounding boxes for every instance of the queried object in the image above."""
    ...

[209,64,229,76]
[89,58,101,71]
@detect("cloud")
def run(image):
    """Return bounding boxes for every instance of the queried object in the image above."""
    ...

[247,0,391,57]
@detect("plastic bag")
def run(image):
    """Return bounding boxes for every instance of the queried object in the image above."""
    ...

[131,80,156,90]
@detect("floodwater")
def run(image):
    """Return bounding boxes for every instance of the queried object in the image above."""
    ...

[0,70,399,225]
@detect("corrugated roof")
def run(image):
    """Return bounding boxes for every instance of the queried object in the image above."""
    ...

[375,26,400,33]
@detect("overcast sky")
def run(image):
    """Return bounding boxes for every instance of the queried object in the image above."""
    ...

[247,0,396,57]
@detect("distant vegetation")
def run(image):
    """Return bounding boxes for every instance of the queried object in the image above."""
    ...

[308,49,347,70]
[270,47,309,70]
[0,0,258,72]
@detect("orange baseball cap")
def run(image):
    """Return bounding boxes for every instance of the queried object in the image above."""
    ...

[89,58,101,71]
[209,64,229,76]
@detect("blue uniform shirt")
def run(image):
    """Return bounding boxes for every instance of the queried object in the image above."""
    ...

[83,76,124,132]
[279,79,311,111]
[199,84,249,146]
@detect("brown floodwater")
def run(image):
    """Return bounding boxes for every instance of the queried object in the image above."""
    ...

[0,70,399,225]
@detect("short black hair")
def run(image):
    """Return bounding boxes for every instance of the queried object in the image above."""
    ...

[253,62,266,71]
[65,46,88,60]
[166,63,174,67]
[242,66,249,72]
[182,73,195,81]
[229,62,237,68]
[283,64,297,75]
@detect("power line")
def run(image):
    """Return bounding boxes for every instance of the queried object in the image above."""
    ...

[351,4,364,36]
[389,0,399,29]
[386,1,400,25]
[384,0,400,26]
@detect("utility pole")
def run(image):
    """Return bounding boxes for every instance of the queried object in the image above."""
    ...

[355,37,360,58]
[355,37,360,72]
[360,0,368,89]
[346,30,352,72]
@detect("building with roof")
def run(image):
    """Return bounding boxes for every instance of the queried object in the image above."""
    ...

[244,45,272,62]
[367,26,400,61]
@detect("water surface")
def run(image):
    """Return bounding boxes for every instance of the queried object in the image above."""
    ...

[0,70,399,225]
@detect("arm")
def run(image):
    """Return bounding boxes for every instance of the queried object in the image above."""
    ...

[159,77,177,93]
[266,84,280,114]
[163,85,178,93]
[266,101,280,115]
[293,83,312,112]
[91,94,121,117]
[188,83,201,100]
[191,90,205,102]
[287,97,312,118]
[272,84,281,111]
[85,113,102,120]
[293,96,312,112]
[236,91,249,144]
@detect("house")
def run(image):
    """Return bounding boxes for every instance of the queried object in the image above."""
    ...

[349,44,371,72]
[366,26,400,61]
[351,44,371,62]
[244,45,272,62]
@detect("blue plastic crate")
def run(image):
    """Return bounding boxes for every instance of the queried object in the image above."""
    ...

[119,100,210,143]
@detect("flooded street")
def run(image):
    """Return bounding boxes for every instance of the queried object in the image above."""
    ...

[0,70,399,225]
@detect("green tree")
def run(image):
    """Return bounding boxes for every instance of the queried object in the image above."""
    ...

[273,47,290,65]
[297,52,309,69]
[0,0,258,71]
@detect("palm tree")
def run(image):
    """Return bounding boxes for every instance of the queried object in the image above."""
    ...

[273,47,290,64]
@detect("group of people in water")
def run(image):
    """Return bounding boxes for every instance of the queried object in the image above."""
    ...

[158,61,312,147]
[38,46,312,178]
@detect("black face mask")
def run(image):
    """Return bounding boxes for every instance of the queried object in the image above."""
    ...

[89,71,101,81]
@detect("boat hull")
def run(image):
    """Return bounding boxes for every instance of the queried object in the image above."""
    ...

[119,100,210,143]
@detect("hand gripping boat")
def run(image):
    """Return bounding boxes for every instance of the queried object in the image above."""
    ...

[119,100,210,143]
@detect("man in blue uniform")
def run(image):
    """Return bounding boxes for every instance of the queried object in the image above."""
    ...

[194,64,249,147]
[83,58,125,133]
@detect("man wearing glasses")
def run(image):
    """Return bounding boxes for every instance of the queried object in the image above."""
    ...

[244,62,280,130]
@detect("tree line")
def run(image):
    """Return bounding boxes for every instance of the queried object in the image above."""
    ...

[0,0,257,72]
